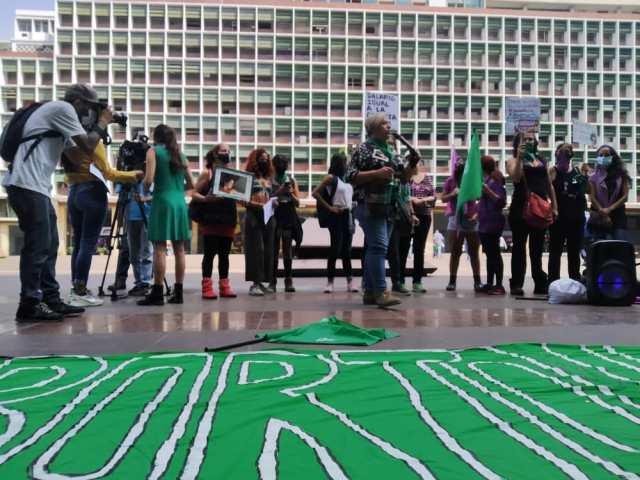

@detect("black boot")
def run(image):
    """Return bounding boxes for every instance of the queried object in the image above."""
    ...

[16,302,64,323]
[137,284,164,306]
[168,283,183,304]
[284,278,296,293]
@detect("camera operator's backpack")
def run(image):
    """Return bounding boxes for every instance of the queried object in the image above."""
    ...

[0,102,62,171]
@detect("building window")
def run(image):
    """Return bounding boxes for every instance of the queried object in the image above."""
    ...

[17,20,31,34]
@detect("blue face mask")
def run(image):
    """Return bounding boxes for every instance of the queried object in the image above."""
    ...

[596,156,612,167]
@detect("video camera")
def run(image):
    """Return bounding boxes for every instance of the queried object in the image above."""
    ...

[117,133,149,172]
[93,99,128,128]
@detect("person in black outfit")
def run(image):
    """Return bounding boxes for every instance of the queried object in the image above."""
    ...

[271,154,300,293]
[547,143,588,283]
[507,131,558,296]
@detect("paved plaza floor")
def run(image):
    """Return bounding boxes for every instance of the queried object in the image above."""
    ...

[0,254,638,357]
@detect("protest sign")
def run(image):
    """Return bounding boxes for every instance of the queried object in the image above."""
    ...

[572,120,598,147]
[505,97,541,134]
[365,92,399,131]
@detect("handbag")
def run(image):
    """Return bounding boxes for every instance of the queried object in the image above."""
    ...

[521,171,553,229]
[189,173,237,226]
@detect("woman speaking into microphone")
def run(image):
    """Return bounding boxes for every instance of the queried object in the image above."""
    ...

[345,114,419,308]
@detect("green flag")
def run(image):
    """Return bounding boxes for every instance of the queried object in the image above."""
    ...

[456,130,483,214]
[256,316,399,346]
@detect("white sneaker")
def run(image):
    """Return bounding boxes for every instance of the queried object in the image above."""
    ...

[68,290,104,307]
[324,283,333,294]
[249,284,264,297]
[346,280,359,293]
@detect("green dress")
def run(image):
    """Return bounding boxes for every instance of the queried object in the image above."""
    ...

[148,145,191,242]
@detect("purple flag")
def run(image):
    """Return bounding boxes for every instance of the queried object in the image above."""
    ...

[450,146,460,177]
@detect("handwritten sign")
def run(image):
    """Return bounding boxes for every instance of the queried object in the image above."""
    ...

[505,97,541,134]
[365,92,399,131]
[572,120,598,147]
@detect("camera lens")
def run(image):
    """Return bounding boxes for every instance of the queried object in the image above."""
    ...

[113,113,128,128]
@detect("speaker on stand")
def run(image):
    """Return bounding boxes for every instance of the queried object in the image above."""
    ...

[586,240,637,306]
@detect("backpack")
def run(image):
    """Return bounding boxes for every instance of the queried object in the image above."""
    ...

[317,176,339,228]
[0,102,62,171]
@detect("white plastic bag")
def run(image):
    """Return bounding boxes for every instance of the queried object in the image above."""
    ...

[548,279,588,305]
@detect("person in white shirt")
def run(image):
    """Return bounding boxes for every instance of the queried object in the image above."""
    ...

[1,84,116,322]
[313,152,358,294]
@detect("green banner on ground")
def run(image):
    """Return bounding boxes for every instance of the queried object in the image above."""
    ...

[0,344,639,478]
[256,316,399,346]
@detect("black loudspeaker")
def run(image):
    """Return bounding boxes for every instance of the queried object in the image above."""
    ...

[586,240,637,306]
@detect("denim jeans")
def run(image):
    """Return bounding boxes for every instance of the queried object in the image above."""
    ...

[68,182,108,287]
[7,186,60,305]
[127,219,153,287]
[355,203,393,294]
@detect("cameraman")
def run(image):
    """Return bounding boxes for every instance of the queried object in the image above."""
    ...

[346,113,418,308]
[64,139,143,308]
[2,84,118,322]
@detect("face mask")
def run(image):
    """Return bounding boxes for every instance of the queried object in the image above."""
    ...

[555,150,572,173]
[524,142,537,162]
[257,158,270,173]
[218,153,230,164]
[483,165,494,176]
[596,156,612,168]
[80,109,97,130]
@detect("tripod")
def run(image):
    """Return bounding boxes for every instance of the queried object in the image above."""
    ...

[97,183,171,299]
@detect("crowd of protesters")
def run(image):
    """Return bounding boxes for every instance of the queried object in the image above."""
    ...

[1,85,630,320]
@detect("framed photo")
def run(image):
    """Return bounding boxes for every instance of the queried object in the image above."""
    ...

[212,167,253,202]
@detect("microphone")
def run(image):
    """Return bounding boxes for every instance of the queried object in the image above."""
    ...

[390,130,421,166]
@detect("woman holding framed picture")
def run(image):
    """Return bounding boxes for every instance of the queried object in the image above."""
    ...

[190,143,238,300]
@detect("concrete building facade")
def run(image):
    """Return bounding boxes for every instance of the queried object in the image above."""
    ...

[0,0,639,255]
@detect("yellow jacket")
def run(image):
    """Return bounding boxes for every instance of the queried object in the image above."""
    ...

[65,142,138,185]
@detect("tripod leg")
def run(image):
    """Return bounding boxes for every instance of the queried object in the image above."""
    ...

[98,192,127,297]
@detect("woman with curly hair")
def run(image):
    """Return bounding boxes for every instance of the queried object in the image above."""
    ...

[587,144,631,242]
[244,148,276,296]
